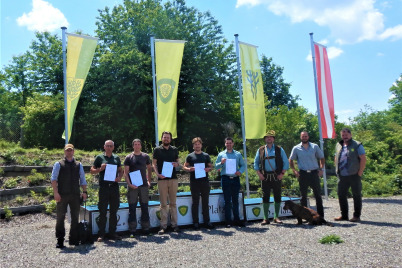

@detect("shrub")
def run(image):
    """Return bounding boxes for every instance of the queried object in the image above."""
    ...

[44,200,57,214]
[3,206,13,221]
[15,196,25,204]
[27,169,47,186]
[4,178,19,189]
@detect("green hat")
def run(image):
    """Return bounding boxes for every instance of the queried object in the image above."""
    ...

[264,130,276,138]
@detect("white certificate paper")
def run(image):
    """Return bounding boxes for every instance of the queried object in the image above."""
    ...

[129,170,143,187]
[225,159,236,175]
[194,163,206,179]
[104,164,117,182]
[162,161,173,178]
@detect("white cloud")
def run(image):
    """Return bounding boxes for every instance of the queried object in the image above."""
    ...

[236,0,402,44]
[17,0,68,32]
[377,52,384,56]
[306,46,343,61]
[378,25,402,41]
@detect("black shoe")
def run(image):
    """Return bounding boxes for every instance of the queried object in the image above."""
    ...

[235,221,246,227]
[56,239,65,249]
[109,233,122,240]
[225,224,232,228]
[68,240,80,246]
[173,226,180,233]
[193,223,200,230]
[142,229,150,236]
[205,222,215,229]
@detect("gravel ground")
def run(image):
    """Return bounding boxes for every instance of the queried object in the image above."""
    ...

[1,196,401,268]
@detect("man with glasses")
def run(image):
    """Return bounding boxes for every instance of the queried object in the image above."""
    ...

[91,140,123,241]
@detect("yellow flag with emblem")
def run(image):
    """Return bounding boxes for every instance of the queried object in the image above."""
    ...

[155,39,185,139]
[240,42,266,139]
[63,33,98,140]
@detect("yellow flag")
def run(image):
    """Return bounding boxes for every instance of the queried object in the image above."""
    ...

[155,39,185,139]
[240,42,266,139]
[63,33,97,140]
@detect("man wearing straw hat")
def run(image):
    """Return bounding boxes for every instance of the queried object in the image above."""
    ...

[254,130,289,224]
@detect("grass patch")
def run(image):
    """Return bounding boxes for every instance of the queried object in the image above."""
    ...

[319,234,344,244]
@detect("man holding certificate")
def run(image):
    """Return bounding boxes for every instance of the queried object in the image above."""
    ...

[152,131,180,234]
[215,137,245,228]
[183,137,214,230]
[124,139,152,236]
[90,140,123,242]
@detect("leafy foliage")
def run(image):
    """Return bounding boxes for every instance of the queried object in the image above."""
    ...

[319,234,343,244]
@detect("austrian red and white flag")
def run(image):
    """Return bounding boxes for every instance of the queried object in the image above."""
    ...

[314,43,335,139]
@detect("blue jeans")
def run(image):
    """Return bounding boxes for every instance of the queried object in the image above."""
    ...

[221,175,240,223]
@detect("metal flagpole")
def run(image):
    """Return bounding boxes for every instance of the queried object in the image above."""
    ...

[235,34,250,198]
[151,36,159,147]
[309,32,328,200]
[62,26,68,145]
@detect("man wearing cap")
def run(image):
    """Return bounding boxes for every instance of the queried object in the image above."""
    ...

[90,140,123,241]
[215,137,246,227]
[334,128,366,222]
[51,144,87,248]
[254,130,289,224]
[289,131,325,217]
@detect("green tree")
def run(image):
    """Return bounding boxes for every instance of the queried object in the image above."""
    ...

[20,93,64,148]
[260,55,299,109]
[73,0,238,152]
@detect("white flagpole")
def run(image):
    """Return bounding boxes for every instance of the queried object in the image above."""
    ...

[151,36,159,147]
[61,26,68,145]
[235,34,250,198]
[309,32,328,200]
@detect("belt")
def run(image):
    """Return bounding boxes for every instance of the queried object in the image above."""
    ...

[263,172,277,181]
[300,169,318,173]
[222,175,239,180]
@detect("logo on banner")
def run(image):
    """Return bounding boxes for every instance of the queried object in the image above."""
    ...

[252,207,261,217]
[246,70,259,101]
[67,77,84,101]
[95,214,120,227]
[157,78,176,104]
[156,210,161,220]
[178,205,188,216]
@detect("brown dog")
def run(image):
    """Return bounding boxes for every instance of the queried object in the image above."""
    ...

[283,200,333,226]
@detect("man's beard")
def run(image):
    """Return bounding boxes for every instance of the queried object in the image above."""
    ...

[163,142,170,146]
[302,140,309,144]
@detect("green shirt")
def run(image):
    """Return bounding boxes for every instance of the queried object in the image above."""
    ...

[93,153,121,184]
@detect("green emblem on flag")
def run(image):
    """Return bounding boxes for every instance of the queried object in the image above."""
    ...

[252,207,261,217]
[178,205,188,216]
[246,70,259,101]
[157,78,175,104]
[156,210,161,220]
[67,78,84,101]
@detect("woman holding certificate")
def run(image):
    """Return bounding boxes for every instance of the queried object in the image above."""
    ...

[124,139,152,236]
[183,137,215,230]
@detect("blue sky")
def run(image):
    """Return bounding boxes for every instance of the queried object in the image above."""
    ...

[1,0,401,123]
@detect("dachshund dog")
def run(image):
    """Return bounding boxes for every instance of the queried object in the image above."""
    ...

[283,200,333,226]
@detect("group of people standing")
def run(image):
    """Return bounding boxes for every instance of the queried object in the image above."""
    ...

[51,128,366,248]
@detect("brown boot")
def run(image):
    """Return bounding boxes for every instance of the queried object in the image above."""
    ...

[350,217,360,222]
[261,219,270,225]
[334,216,349,221]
